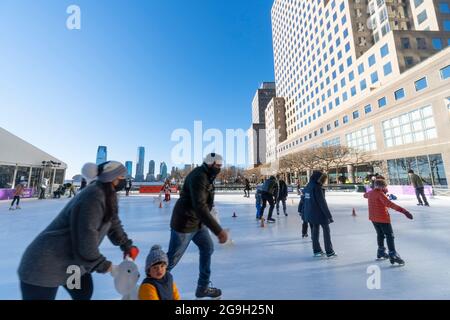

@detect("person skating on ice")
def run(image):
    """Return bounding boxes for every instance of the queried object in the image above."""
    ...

[139,245,180,300]
[364,178,413,266]
[408,170,430,207]
[298,192,313,238]
[276,177,288,216]
[17,161,139,300]
[244,178,251,198]
[167,153,228,299]
[9,181,26,211]
[255,182,263,220]
[260,176,278,223]
[302,171,337,258]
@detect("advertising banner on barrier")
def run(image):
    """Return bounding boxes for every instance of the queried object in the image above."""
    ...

[0,188,35,201]
[139,186,178,194]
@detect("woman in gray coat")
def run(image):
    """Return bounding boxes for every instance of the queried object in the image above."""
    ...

[18,161,139,300]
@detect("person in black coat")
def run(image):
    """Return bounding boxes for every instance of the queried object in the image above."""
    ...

[276,179,288,216]
[167,153,228,299]
[301,171,337,258]
[260,176,278,223]
[244,178,251,198]
[298,191,313,238]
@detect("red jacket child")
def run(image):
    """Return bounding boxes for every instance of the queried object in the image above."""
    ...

[364,184,413,223]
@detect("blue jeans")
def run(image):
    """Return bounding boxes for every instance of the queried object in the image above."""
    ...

[167,226,214,288]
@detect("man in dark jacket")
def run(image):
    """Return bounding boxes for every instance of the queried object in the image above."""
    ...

[276,178,288,216]
[408,170,430,206]
[302,171,337,258]
[244,178,251,198]
[260,176,278,223]
[167,153,228,299]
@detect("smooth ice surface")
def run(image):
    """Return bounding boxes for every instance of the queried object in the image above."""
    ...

[1,192,450,300]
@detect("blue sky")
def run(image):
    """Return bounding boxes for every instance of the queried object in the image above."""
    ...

[0,0,275,178]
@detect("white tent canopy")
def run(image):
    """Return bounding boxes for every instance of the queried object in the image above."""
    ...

[0,127,67,168]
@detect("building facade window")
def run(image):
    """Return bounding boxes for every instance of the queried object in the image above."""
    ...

[415,77,428,92]
[346,125,377,152]
[378,97,387,108]
[383,105,437,148]
[387,154,447,186]
[365,104,372,114]
[440,65,450,79]
[383,62,393,75]
[353,110,360,119]
[417,10,428,25]
[395,88,406,100]
[432,38,443,50]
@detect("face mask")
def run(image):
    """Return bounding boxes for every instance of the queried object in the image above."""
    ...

[209,166,221,177]
[115,179,127,192]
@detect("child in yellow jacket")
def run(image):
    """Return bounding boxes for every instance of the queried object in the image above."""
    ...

[138,245,180,300]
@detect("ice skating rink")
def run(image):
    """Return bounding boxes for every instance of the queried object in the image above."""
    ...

[1,192,450,300]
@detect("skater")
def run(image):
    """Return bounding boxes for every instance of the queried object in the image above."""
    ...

[298,193,313,238]
[255,183,263,219]
[260,176,278,223]
[39,178,48,199]
[297,181,302,195]
[302,171,337,258]
[125,178,132,196]
[364,179,413,266]
[276,178,288,216]
[53,185,65,198]
[79,178,87,191]
[18,161,140,300]
[68,183,76,198]
[139,245,180,300]
[10,182,25,211]
[167,153,228,299]
[162,180,171,202]
[408,170,430,207]
[244,178,251,198]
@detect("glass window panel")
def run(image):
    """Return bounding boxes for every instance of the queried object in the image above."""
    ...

[0,165,15,189]
[429,154,448,186]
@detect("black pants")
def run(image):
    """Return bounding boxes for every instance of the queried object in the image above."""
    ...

[11,196,20,206]
[312,224,334,255]
[415,187,429,205]
[39,188,46,199]
[372,222,396,253]
[302,222,313,236]
[125,188,130,196]
[21,273,93,300]
[261,192,275,219]
[69,190,76,198]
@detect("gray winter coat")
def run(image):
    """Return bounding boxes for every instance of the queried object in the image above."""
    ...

[18,181,132,288]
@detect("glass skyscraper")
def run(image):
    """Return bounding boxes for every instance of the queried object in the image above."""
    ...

[135,147,145,182]
[125,161,133,178]
[160,162,168,181]
[96,146,107,165]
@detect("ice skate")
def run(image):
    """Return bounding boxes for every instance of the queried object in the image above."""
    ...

[9,207,15,211]
[267,218,276,223]
[376,248,389,261]
[195,285,222,300]
[389,252,405,266]
[313,252,325,258]
[326,252,338,259]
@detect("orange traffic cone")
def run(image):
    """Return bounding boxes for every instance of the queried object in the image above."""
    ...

[260,217,265,228]
[352,208,357,217]
[232,212,237,218]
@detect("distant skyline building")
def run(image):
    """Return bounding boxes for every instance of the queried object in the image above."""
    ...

[96,146,107,165]
[160,162,168,181]
[135,147,145,182]
[146,160,156,182]
[125,161,133,178]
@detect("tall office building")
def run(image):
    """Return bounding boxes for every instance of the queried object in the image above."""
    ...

[125,161,133,178]
[146,160,156,182]
[265,97,287,163]
[247,82,276,168]
[96,146,107,165]
[270,0,450,186]
[160,162,168,181]
[135,147,145,182]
